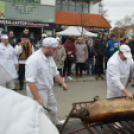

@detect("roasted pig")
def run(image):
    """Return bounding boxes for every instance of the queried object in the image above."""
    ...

[70,97,134,123]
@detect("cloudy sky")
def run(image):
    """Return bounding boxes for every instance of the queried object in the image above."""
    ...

[102,0,134,28]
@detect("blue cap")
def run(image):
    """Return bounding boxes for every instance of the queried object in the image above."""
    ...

[1,30,7,34]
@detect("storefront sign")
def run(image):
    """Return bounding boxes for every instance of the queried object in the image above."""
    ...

[85,26,109,32]
[0,19,49,27]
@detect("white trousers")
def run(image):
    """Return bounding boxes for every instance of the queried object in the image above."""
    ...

[26,87,57,115]
[1,79,15,89]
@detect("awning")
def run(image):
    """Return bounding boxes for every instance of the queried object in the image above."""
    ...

[56,26,97,37]
[56,11,111,28]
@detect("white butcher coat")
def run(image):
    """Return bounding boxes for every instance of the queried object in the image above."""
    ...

[107,51,134,98]
[25,49,59,94]
[0,43,18,78]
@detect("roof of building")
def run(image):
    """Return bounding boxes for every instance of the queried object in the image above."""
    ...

[56,11,112,28]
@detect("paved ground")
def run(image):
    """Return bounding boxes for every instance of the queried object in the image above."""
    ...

[16,76,134,134]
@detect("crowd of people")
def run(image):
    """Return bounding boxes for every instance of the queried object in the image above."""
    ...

[1,27,134,92]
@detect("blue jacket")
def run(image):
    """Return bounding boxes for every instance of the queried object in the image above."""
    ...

[106,40,120,57]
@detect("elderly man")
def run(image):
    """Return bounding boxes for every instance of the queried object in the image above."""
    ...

[0,34,18,91]
[25,37,68,126]
[107,45,134,99]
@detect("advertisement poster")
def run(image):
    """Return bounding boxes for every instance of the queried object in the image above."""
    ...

[0,1,5,19]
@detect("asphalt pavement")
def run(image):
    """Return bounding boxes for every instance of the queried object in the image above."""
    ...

[15,76,134,134]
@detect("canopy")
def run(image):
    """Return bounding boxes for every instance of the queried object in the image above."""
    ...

[56,26,97,37]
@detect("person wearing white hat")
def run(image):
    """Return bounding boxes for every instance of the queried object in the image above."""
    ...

[25,37,68,126]
[36,33,47,50]
[107,45,134,99]
[0,34,18,91]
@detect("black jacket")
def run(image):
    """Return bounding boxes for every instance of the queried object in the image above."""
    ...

[87,44,95,58]
[94,38,107,56]
[9,37,15,48]
[128,40,134,55]
[16,33,30,44]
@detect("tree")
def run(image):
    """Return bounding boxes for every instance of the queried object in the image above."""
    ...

[99,0,111,24]
[74,0,90,36]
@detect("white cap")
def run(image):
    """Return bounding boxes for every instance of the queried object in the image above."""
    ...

[119,45,132,58]
[43,37,58,48]
[42,33,47,38]
[1,35,8,39]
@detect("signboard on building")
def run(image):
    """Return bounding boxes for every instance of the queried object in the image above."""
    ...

[0,19,50,27]
[85,26,109,32]
[0,1,5,19]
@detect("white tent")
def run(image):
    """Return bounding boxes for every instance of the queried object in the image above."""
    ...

[56,26,97,37]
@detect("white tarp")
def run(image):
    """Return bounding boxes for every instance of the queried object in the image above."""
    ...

[56,26,97,37]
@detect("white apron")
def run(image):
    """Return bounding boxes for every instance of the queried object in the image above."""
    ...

[0,43,18,78]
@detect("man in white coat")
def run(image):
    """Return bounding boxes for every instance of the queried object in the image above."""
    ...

[0,34,18,91]
[107,45,134,99]
[25,37,68,126]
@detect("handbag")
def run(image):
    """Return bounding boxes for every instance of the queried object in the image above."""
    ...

[82,62,89,70]
[69,54,76,62]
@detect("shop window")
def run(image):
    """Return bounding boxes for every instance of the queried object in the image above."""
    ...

[62,0,68,5]
[62,5,68,12]
[76,6,82,13]
[69,0,75,6]
[56,0,61,4]
[83,8,88,13]
[56,5,61,11]
[69,6,75,12]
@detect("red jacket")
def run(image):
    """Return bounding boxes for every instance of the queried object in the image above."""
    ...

[64,39,76,56]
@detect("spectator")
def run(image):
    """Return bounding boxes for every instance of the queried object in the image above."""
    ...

[36,33,47,50]
[63,36,76,81]
[106,33,120,60]
[121,38,128,45]
[75,37,88,78]
[0,30,7,43]
[128,34,134,59]
[53,38,66,85]
[94,33,107,80]
[16,28,30,44]
[0,34,18,91]
[105,33,111,69]
[8,31,16,48]
[128,34,134,87]
[106,33,111,42]
[14,34,34,91]
[87,39,95,75]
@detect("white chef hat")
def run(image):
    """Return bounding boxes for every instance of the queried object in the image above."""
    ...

[1,35,8,39]
[43,37,58,48]
[42,33,47,38]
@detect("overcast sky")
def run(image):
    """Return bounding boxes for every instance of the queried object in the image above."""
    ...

[102,0,134,28]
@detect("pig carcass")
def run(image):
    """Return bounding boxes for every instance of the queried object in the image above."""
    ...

[70,97,134,123]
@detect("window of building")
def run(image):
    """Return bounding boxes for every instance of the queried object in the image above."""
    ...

[56,0,89,13]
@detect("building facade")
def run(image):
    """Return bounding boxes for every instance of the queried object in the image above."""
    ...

[55,0,111,33]
[0,0,56,42]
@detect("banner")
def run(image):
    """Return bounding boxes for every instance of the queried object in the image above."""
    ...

[0,1,5,19]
